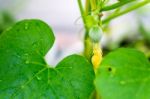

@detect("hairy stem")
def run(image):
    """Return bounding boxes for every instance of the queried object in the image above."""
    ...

[101,0,136,11]
[102,0,150,23]
[84,0,93,60]
[90,0,97,11]
[77,0,87,30]
[85,0,91,15]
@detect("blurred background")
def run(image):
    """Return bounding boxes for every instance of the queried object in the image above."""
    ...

[0,0,150,65]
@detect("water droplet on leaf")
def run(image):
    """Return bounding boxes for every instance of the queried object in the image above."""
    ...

[25,60,30,64]
[120,81,126,85]
[24,23,29,30]
[36,76,42,80]
[21,85,25,89]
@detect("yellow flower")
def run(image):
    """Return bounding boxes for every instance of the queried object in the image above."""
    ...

[91,43,102,70]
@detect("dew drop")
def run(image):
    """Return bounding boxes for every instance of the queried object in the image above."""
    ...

[24,53,29,56]
[120,81,126,85]
[21,85,25,89]
[24,53,29,58]
[69,67,72,69]
[36,76,42,80]
[24,23,29,30]
[25,60,30,64]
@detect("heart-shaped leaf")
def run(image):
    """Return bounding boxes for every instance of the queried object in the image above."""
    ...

[95,48,150,99]
[0,19,95,98]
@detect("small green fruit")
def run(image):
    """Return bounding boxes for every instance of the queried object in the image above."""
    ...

[89,26,103,43]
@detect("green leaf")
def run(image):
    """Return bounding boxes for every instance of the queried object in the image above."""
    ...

[95,48,150,99]
[0,19,95,98]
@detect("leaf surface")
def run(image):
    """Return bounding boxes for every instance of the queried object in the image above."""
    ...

[95,48,150,99]
[0,19,95,99]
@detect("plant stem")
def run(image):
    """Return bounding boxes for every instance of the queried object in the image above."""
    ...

[84,34,93,61]
[77,0,87,30]
[84,0,93,60]
[77,0,92,60]
[90,0,97,11]
[101,0,136,11]
[102,0,150,23]
[85,0,91,15]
